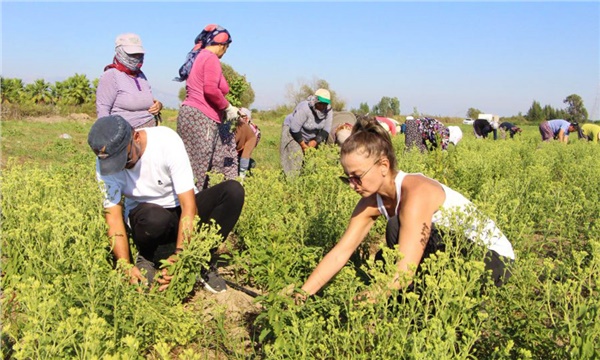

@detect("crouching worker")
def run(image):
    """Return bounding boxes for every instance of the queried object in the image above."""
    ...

[280,88,333,177]
[298,116,514,301]
[88,115,244,293]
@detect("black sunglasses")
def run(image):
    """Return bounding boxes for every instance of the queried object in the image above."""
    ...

[339,159,380,186]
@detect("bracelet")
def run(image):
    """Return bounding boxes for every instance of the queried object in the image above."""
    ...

[174,247,184,255]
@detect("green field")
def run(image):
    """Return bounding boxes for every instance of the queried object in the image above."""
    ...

[2,114,599,359]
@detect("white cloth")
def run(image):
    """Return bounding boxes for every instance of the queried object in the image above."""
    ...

[376,171,515,259]
[447,126,463,145]
[96,126,198,219]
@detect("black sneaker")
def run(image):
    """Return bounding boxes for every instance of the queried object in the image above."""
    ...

[199,269,227,293]
[135,254,156,285]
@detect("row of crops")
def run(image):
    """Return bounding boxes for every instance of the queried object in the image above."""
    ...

[2,126,599,358]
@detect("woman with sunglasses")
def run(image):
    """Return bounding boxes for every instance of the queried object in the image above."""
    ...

[299,116,514,300]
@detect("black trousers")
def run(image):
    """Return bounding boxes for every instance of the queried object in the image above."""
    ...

[128,180,245,267]
[385,216,512,287]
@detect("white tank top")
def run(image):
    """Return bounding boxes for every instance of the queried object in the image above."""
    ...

[376,171,514,259]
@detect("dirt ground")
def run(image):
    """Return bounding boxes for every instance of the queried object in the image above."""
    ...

[18,113,93,123]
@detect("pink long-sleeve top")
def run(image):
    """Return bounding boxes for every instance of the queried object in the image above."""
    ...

[182,50,229,123]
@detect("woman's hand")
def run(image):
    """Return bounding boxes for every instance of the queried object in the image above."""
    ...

[148,100,163,115]
[307,139,318,148]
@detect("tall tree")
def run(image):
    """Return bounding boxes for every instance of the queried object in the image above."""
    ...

[286,78,346,111]
[467,108,482,119]
[372,96,400,117]
[24,79,52,104]
[356,102,370,115]
[543,105,558,121]
[526,100,544,123]
[1,77,24,103]
[57,74,93,105]
[222,63,254,108]
[563,94,588,123]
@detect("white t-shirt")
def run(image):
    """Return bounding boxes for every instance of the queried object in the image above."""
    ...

[376,171,515,259]
[96,126,198,219]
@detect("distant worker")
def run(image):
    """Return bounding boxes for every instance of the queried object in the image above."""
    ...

[405,117,451,151]
[235,108,259,179]
[280,89,333,176]
[473,119,498,140]
[578,123,600,143]
[539,119,579,143]
[328,111,357,146]
[499,122,522,139]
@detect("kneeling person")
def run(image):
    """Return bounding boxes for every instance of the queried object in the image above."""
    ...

[88,115,244,293]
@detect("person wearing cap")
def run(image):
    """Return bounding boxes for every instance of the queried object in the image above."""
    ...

[578,123,600,143]
[280,88,333,177]
[539,119,579,143]
[174,24,239,190]
[87,115,245,293]
[499,122,522,139]
[235,108,259,179]
[96,33,163,129]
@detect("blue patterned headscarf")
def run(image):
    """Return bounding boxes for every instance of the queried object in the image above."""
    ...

[173,24,232,82]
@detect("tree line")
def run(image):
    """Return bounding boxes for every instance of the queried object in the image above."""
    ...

[2,70,590,123]
[1,62,255,109]
[467,94,589,124]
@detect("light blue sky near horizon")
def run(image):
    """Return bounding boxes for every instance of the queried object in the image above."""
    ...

[2,1,599,118]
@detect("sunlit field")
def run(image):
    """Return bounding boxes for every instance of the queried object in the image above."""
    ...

[2,115,599,359]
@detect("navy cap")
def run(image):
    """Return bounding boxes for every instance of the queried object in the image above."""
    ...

[88,115,133,175]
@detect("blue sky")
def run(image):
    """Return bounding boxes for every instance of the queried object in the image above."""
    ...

[2,1,599,118]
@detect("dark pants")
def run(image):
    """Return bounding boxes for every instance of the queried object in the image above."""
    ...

[128,180,245,278]
[385,216,512,287]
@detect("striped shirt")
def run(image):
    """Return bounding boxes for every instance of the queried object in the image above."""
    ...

[96,68,155,128]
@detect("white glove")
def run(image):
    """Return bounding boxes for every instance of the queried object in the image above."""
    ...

[224,104,240,122]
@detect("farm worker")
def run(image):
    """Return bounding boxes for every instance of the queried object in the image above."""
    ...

[579,123,600,143]
[235,108,259,179]
[499,122,522,139]
[280,88,333,177]
[447,126,463,146]
[404,116,426,152]
[538,119,579,143]
[405,117,451,151]
[87,115,244,293]
[297,116,514,301]
[328,111,357,146]
[174,24,239,190]
[473,119,498,140]
[96,33,163,129]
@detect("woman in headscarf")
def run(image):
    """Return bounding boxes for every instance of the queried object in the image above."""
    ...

[280,89,333,177]
[174,24,239,190]
[96,33,163,129]
[405,117,451,152]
